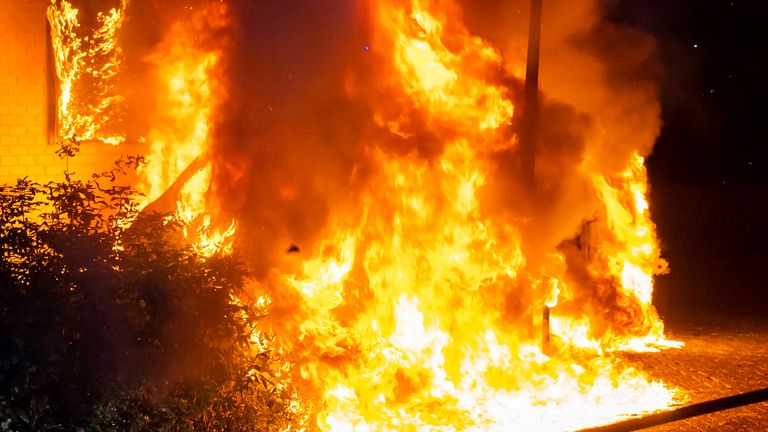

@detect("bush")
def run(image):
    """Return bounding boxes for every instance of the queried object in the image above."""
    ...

[0,160,296,431]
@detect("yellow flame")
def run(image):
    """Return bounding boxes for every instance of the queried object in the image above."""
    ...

[258,1,683,430]
[47,0,127,145]
[371,0,514,150]
[136,2,235,257]
[48,0,234,256]
[590,154,679,350]
[48,0,684,427]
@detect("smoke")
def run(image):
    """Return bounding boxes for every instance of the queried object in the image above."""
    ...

[208,1,370,275]
[461,0,662,312]
[197,0,663,336]
[461,0,660,171]
[48,0,673,421]
[102,0,663,340]
[65,0,661,271]
[540,0,661,172]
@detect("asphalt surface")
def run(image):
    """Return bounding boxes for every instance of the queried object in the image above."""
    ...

[614,316,768,431]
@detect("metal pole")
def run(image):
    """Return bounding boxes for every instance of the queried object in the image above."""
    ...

[521,0,542,187]
[542,305,551,354]
[523,0,547,352]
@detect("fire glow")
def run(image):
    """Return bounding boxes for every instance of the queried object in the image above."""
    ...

[48,0,128,146]
[46,0,684,430]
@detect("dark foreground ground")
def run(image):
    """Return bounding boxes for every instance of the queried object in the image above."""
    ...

[632,183,768,429]
[616,316,768,431]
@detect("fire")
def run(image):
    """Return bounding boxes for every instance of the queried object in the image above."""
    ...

[134,2,234,256]
[596,154,662,307]
[370,0,514,147]
[47,0,128,146]
[45,0,684,429]
[257,1,682,430]
[46,0,235,255]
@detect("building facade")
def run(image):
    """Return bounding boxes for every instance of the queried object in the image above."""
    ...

[0,0,125,185]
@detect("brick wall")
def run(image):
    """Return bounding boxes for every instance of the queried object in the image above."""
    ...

[0,0,128,186]
[0,0,51,183]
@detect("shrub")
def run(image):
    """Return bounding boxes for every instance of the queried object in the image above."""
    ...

[0,160,296,431]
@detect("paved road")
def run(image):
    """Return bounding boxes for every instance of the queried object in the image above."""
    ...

[617,316,768,431]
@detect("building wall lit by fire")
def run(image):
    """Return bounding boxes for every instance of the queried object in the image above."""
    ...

[0,0,124,185]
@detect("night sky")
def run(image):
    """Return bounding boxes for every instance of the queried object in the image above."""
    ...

[610,0,768,317]
[611,0,766,186]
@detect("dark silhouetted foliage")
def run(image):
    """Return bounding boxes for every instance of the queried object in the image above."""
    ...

[0,159,297,431]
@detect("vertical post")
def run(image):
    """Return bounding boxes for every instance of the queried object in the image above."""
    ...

[580,219,593,259]
[523,0,548,353]
[542,305,551,354]
[521,0,542,187]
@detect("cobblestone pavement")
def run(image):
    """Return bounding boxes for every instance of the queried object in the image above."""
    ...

[616,316,768,431]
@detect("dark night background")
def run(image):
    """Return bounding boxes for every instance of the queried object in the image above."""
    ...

[610,0,768,319]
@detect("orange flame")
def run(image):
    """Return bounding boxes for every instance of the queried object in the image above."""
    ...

[47,0,235,256]
[47,0,684,428]
[47,0,127,145]
[254,1,682,430]
[136,1,235,256]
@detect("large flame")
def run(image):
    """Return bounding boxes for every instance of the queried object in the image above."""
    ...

[254,1,681,430]
[47,0,128,145]
[45,0,683,429]
[46,0,235,255]
[136,1,235,256]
